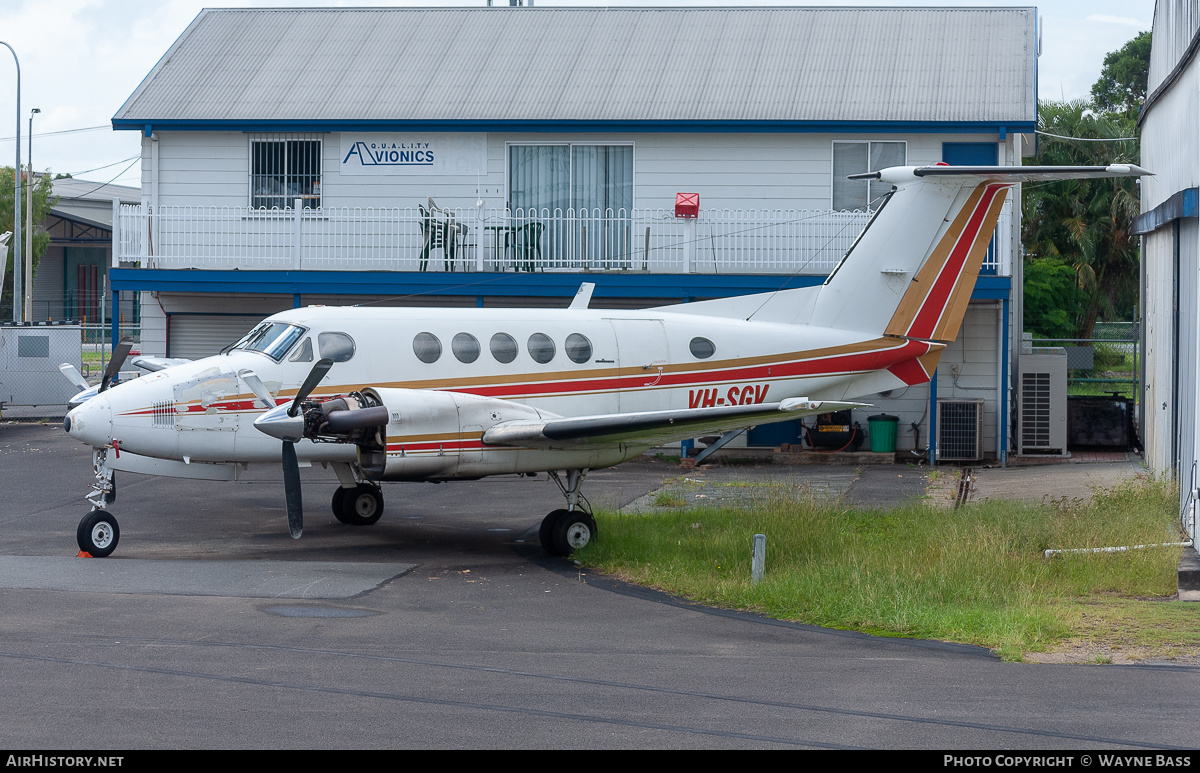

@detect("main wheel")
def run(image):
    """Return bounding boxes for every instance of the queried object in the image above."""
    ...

[543,510,597,557]
[539,509,570,554]
[338,484,384,526]
[332,487,349,523]
[77,510,120,557]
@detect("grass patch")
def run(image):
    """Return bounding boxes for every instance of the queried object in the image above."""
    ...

[578,478,1190,660]
[652,491,687,508]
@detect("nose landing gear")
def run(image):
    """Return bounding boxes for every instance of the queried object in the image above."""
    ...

[77,447,120,557]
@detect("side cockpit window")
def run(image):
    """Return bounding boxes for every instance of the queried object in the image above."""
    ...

[288,337,313,363]
[318,332,356,362]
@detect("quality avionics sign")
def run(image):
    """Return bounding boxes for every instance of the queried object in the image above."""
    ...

[340,134,485,176]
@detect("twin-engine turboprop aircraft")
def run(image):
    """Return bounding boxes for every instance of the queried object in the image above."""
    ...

[62,164,1149,558]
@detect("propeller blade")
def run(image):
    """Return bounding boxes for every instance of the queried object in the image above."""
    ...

[58,363,89,391]
[238,369,278,411]
[100,337,135,393]
[289,358,334,417]
[282,441,303,539]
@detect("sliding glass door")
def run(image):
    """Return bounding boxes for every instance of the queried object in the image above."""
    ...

[508,144,633,267]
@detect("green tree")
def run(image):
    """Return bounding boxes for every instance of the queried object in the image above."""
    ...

[0,170,55,319]
[1022,100,1140,339]
[1023,256,1089,340]
[1091,30,1152,119]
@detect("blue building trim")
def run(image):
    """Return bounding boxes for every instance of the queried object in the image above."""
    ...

[1132,188,1199,235]
[110,269,1009,302]
[114,118,1034,137]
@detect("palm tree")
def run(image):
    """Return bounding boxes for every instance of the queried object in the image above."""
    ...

[1022,100,1140,339]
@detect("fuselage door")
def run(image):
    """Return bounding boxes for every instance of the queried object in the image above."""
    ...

[608,318,671,412]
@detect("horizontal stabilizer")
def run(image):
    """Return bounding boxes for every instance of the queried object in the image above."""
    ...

[850,164,1152,183]
[482,398,866,449]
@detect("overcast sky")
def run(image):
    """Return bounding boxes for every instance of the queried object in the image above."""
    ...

[0,0,1154,190]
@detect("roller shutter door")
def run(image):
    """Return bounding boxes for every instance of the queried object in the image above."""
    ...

[168,315,261,359]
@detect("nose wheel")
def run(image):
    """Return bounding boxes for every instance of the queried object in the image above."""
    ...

[77,510,120,557]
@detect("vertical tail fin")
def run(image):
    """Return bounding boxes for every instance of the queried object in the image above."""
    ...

[806,174,1010,341]
[882,182,1009,343]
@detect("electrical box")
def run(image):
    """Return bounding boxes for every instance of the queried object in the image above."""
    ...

[0,323,83,408]
[936,399,984,461]
[1018,347,1069,456]
[674,193,699,219]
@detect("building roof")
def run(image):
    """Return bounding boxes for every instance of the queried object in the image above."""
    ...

[50,177,141,204]
[114,6,1037,131]
[48,177,141,230]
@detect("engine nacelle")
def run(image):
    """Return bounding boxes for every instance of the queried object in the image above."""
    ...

[357,388,548,480]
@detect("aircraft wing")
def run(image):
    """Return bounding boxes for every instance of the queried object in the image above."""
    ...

[481,398,864,449]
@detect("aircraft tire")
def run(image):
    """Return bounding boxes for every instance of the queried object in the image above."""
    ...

[339,484,383,526]
[539,509,570,554]
[332,487,348,523]
[77,510,120,558]
[549,510,597,557]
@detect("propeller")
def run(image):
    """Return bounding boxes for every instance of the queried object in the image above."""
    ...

[101,337,136,392]
[245,358,333,540]
[237,368,278,411]
[59,363,89,391]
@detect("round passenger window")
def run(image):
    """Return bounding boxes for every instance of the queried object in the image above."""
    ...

[528,333,556,364]
[317,332,356,363]
[452,333,480,363]
[490,333,518,364]
[413,332,442,364]
[565,333,592,364]
[689,337,716,359]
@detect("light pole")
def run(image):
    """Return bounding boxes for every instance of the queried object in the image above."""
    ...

[25,107,37,321]
[0,42,20,323]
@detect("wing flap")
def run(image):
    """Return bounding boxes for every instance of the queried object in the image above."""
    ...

[482,398,866,449]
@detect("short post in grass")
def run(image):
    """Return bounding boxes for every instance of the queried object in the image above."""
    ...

[752,534,766,585]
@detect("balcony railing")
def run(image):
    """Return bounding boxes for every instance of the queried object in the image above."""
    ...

[114,203,1009,275]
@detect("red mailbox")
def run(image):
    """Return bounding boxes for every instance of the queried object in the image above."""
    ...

[674,192,699,219]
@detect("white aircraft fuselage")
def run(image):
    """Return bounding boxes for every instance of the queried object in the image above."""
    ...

[66,304,927,478]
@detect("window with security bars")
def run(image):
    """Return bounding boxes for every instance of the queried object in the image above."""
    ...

[250,138,322,209]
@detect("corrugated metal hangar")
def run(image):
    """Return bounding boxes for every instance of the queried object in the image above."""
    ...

[1135,0,1200,546]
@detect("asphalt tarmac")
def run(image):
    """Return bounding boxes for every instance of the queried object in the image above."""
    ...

[1,422,1197,749]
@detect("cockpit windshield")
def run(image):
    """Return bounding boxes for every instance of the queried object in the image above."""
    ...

[230,322,307,361]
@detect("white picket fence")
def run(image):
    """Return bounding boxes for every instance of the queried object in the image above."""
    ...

[114,203,1008,275]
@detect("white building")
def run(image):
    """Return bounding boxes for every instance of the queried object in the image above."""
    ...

[109,5,1038,459]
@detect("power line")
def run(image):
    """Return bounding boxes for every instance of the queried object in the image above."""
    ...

[1037,130,1139,143]
[69,157,140,199]
[0,124,111,143]
[68,155,140,177]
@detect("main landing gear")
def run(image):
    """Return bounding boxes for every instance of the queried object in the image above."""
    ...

[332,483,384,526]
[77,447,120,557]
[540,469,597,557]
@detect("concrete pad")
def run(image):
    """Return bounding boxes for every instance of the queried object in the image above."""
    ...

[969,458,1146,505]
[0,556,413,599]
